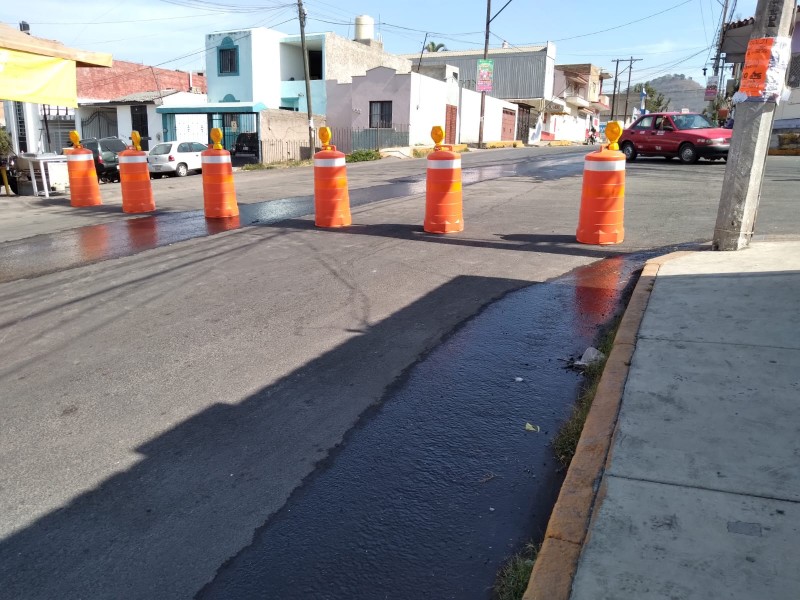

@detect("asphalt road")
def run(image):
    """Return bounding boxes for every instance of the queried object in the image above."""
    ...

[0,149,798,599]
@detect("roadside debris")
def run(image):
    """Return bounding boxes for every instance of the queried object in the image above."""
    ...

[514,377,524,382]
[572,347,606,369]
[525,423,540,432]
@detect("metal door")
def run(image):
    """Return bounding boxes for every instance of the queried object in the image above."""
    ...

[131,105,149,150]
[501,109,516,141]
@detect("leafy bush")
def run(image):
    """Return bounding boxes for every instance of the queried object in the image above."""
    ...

[0,127,13,157]
[346,149,381,163]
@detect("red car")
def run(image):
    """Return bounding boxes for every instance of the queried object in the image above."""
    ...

[619,112,732,164]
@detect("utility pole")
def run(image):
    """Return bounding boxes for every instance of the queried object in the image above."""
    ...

[609,59,622,122]
[708,0,731,113]
[621,57,642,124]
[298,0,315,156]
[477,0,491,149]
[713,0,796,250]
[476,0,514,148]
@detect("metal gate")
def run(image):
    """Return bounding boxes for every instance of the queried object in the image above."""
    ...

[42,117,76,153]
[208,113,257,155]
[515,106,531,144]
[81,109,118,140]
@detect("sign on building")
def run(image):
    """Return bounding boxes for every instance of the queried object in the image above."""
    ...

[477,59,494,92]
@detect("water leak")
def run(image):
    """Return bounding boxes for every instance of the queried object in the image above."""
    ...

[0,153,586,283]
[197,254,645,600]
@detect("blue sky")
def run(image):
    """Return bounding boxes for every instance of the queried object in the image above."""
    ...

[3,0,759,88]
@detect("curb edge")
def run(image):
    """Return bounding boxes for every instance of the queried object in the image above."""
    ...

[521,250,694,600]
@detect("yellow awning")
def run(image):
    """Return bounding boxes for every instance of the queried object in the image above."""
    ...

[0,48,78,106]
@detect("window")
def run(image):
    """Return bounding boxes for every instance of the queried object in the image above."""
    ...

[192,143,209,152]
[178,143,192,152]
[369,101,392,128]
[631,116,654,130]
[218,37,239,76]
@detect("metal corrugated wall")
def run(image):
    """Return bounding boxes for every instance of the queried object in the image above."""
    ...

[416,52,548,99]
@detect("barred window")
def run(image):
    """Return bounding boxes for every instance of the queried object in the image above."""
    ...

[369,101,392,128]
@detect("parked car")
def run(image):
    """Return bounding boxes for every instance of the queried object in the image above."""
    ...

[230,132,257,157]
[79,137,128,182]
[147,141,208,177]
[619,112,732,164]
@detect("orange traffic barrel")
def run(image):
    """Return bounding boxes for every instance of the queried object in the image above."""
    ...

[66,131,102,207]
[314,127,351,228]
[119,149,155,213]
[576,146,625,245]
[425,126,463,234]
[202,128,239,218]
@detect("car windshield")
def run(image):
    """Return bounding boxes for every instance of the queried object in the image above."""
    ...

[100,139,127,153]
[671,114,714,130]
[150,144,173,155]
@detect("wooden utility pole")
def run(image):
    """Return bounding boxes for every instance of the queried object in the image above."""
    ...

[621,57,642,123]
[477,0,491,149]
[476,0,514,148]
[609,59,622,121]
[298,0,315,156]
[713,0,797,251]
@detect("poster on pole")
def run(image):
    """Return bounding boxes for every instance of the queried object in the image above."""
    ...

[704,78,718,101]
[737,36,792,103]
[477,59,494,92]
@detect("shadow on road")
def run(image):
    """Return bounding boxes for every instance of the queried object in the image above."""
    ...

[264,219,621,259]
[1,273,539,600]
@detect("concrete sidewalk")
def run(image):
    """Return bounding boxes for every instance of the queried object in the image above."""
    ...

[526,241,800,599]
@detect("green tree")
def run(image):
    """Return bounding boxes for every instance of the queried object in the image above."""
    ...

[424,41,447,52]
[0,127,13,158]
[632,82,670,113]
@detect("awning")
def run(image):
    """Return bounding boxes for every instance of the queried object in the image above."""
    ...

[156,102,267,114]
[0,23,111,106]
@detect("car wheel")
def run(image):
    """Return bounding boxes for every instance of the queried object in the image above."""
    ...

[621,142,637,162]
[679,143,699,164]
[175,163,189,177]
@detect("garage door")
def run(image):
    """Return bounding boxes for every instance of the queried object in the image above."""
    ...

[501,109,516,141]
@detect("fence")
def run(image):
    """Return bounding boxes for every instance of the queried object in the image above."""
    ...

[255,125,410,164]
[329,125,410,155]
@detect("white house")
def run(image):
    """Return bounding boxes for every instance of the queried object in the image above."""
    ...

[326,66,518,148]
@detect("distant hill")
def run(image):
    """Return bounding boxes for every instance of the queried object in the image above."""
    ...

[647,74,707,113]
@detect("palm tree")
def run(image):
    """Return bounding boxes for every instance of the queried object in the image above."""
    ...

[424,41,447,52]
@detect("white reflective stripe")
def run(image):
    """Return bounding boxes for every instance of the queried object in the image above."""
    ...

[315,158,346,167]
[67,153,94,162]
[118,155,148,164]
[202,155,232,164]
[427,159,461,169]
[584,159,625,171]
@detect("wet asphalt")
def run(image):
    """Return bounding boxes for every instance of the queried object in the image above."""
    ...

[197,255,650,600]
[0,152,585,283]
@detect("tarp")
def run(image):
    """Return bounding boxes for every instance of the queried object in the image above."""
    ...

[0,48,78,106]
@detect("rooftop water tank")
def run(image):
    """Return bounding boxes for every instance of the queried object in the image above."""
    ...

[354,15,374,41]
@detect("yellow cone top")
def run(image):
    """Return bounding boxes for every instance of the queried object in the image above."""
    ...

[210,127,223,150]
[69,130,81,148]
[319,126,332,147]
[131,130,142,151]
[431,126,445,146]
[605,121,622,151]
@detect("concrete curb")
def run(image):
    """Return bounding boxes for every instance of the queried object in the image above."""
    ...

[522,251,695,600]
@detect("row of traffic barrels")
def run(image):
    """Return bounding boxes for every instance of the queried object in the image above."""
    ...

[66,126,626,244]
[65,129,238,219]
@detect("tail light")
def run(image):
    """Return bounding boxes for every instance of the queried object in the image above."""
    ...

[98,155,104,164]
[168,155,175,162]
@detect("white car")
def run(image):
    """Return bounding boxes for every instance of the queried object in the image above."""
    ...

[148,141,208,177]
